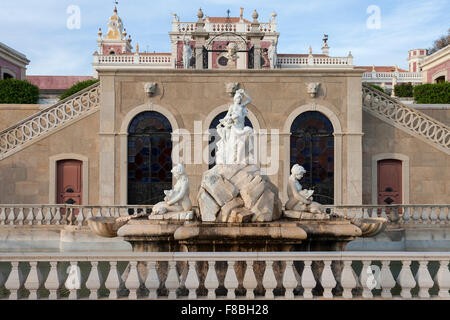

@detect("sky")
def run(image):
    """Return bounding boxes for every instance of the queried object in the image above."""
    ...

[0,0,449,75]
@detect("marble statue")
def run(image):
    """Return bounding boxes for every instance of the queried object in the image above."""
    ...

[215,89,253,165]
[183,39,192,69]
[268,40,277,69]
[285,164,324,214]
[151,164,192,218]
[225,42,239,66]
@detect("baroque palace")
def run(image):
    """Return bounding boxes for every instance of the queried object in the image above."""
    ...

[0,6,448,209]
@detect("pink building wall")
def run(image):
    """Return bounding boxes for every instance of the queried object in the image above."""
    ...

[425,60,450,83]
[0,56,24,79]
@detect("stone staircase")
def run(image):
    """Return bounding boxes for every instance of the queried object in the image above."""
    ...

[362,84,450,155]
[0,82,100,160]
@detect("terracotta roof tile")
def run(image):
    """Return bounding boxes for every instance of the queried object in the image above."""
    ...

[26,75,94,91]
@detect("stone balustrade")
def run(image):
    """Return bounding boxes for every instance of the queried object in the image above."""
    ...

[0,251,449,299]
[362,72,422,83]
[93,54,173,67]
[277,55,353,68]
[362,84,450,155]
[0,204,448,227]
[174,21,277,33]
[0,83,100,160]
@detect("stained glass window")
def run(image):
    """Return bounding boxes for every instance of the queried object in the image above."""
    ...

[290,111,334,204]
[208,111,253,168]
[128,111,173,205]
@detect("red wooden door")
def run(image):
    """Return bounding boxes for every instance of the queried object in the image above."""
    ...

[57,160,82,205]
[377,159,402,205]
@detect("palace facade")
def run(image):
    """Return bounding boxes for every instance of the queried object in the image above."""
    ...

[0,7,448,208]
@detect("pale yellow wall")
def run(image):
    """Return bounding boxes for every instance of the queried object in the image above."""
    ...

[0,104,46,130]
[362,111,450,204]
[0,111,100,204]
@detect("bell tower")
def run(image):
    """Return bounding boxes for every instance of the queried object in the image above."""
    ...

[96,6,133,55]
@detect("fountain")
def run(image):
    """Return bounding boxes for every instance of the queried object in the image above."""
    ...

[89,89,386,253]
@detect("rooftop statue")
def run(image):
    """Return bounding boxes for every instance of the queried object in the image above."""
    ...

[216,89,253,165]
[183,38,192,69]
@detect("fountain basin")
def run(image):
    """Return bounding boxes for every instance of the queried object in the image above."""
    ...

[87,217,128,238]
[350,217,387,238]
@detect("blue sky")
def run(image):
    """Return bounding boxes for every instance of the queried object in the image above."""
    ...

[0,0,448,75]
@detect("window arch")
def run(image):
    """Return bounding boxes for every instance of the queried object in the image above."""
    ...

[290,111,334,204]
[127,111,173,205]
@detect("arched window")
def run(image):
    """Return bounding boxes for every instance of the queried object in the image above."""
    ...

[3,73,14,80]
[127,111,172,205]
[208,111,253,168]
[290,111,334,204]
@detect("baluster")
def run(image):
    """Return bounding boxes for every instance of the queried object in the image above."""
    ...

[7,208,15,225]
[166,261,180,299]
[125,261,140,299]
[105,207,112,218]
[434,260,450,298]
[40,207,49,225]
[397,260,416,298]
[86,208,93,220]
[447,207,450,223]
[25,208,34,225]
[355,208,362,219]
[25,262,41,299]
[359,260,373,298]
[320,260,336,298]
[66,261,79,300]
[145,261,160,299]
[380,261,396,298]
[402,207,410,225]
[438,207,447,225]
[301,260,316,298]
[0,207,6,225]
[5,261,21,299]
[205,260,219,299]
[16,207,24,225]
[363,208,369,218]
[262,261,277,299]
[415,261,433,298]
[381,207,388,220]
[224,261,238,299]
[421,207,429,224]
[412,207,420,223]
[430,207,438,225]
[76,208,85,227]
[105,261,120,299]
[185,261,199,299]
[85,261,101,299]
[54,207,62,225]
[371,207,378,218]
[340,260,357,298]
[46,261,60,299]
[282,260,298,299]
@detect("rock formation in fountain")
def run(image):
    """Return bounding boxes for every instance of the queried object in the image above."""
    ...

[197,89,282,222]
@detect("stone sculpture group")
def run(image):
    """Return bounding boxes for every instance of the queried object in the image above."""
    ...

[150,89,326,222]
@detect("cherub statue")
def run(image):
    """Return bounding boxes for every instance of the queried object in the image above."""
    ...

[285,164,324,214]
[268,40,277,69]
[151,164,192,215]
[183,38,192,69]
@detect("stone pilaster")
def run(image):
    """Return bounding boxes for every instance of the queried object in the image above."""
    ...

[99,75,116,205]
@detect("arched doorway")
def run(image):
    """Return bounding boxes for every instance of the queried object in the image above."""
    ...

[290,111,334,204]
[208,111,253,168]
[127,111,173,205]
[57,159,82,205]
[377,159,402,205]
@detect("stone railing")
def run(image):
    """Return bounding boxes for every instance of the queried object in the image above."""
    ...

[1,204,448,227]
[93,54,173,67]
[325,204,450,226]
[175,21,277,33]
[1,251,449,299]
[362,84,450,155]
[0,205,153,227]
[0,83,100,160]
[277,55,353,68]
[362,72,422,83]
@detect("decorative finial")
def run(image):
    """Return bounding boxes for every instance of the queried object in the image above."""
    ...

[197,8,204,19]
[227,9,231,18]
[240,7,244,19]
[372,64,376,72]
[252,9,259,21]
[98,28,102,38]
[309,46,312,55]
[136,43,139,53]
[123,28,127,37]
[323,34,328,45]
[271,11,277,20]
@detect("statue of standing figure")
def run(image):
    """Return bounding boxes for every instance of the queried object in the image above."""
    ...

[286,164,324,214]
[215,89,253,165]
[151,164,192,216]
[268,40,277,69]
[183,39,192,69]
